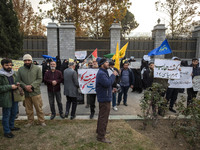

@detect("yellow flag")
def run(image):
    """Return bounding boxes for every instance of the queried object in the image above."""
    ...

[114,43,120,70]
[112,42,129,60]
[69,58,74,63]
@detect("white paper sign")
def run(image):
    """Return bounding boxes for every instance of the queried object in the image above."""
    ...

[129,62,141,69]
[168,67,193,88]
[154,59,181,79]
[193,76,200,91]
[78,69,98,94]
[75,51,87,60]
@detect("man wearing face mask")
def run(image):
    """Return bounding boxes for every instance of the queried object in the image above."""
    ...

[18,54,46,127]
[44,61,64,120]
[0,59,20,138]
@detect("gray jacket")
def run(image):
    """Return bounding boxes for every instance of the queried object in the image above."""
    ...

[63,68,79,97]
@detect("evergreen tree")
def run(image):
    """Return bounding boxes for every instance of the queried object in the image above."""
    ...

[0,0,23,59]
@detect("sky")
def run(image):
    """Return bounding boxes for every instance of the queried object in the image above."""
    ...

[30,0,166,36]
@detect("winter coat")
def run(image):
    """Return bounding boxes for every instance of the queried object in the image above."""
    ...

[96,68,116,102]
[44,70,63,92]
[18,64,42,97]
[63,68,79,97]
[119,68,135,87]
[0,73,18,108]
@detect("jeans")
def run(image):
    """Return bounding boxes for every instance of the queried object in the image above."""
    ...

[2,100,18,134]
[65,96,77,117]
[48,91,63,115]
[112,93,117,107]
[118,86,129,104]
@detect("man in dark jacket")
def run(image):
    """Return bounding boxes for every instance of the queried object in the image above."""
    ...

[96,58,117,143]
[117,61,134,106]
[0,59,19,138]
[64,62,79,120]
[44,61,64,120]
[187,58,200,106]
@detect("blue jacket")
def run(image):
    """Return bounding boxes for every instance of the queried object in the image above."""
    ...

[96,68,116,102]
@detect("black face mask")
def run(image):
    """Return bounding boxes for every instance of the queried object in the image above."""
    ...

[3,67,12,72]
[24,63,31,69]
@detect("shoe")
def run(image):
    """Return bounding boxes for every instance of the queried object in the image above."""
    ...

[4,132,14,138]
[124,103,128,106]
[113,106,118,111]
[117,103,120,106]
[97,138,112,144]
[90,113,94,119]
[85,104,89,108]
[24,123,33,128]
[169,108,176,113]
[41,123,46,126]
[70,116,76,120]
[50,114,56,120]
[65,114,68,118]
[60,114,65,119]
[10,127,20,131]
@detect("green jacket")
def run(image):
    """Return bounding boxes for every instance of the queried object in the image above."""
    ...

[0,73,17,108]
[18,64,42,97]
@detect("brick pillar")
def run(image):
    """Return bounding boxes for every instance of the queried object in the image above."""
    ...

[152,24,167,58]
[110,22,121,54]
[47,22,58,57]
[192,26,200,58]
[59,22,76,60]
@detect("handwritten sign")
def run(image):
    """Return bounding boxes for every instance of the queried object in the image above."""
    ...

[129,62,141,69]
[0,58,24,72]
[154,59,181,79]
[193,76,200,91]
[78,69,98,94]
[75,51,87,60]
[168,67,192,88]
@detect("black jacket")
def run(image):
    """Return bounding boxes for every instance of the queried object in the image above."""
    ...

[142,68,154,89]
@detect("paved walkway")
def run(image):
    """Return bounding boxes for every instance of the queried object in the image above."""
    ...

[0,84,189,119]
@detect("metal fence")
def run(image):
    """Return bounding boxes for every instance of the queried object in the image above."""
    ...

[22,36,197,59]
[23,36,47,58]
[75,37,110,57]
[121,38,154,58]
[166,38,197,59]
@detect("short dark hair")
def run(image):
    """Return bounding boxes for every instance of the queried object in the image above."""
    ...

[192,58,198,61]
[1,59,12,66]
[149,62,154,65]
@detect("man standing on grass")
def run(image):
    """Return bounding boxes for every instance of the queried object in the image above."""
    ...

[0,59,20,138]
[44,61,65,120]
[96,58,118,143]
[18,54,46,127]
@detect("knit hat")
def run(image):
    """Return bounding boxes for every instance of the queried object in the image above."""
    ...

[98,58,107,67]
[23,54,33,61]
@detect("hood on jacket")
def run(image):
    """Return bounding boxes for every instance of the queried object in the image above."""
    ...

[0,68,14,77]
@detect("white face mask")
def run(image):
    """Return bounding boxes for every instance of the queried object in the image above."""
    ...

[50,67,56,70]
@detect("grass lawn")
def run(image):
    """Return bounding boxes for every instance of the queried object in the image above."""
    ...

[0,120,158,150]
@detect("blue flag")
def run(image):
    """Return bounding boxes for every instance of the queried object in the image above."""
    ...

[148,39,172,56]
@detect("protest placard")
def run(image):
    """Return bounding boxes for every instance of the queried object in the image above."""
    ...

[78,69,98,94]
[168,67,192,88]
[193,76,200,91]
[75,51,87,60]
[154,59,181,79]
[0,58,24,72]
[129,62,141,69]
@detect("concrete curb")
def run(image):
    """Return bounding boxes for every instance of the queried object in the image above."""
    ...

[0,115,189,121]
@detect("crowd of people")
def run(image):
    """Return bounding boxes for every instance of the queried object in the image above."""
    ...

[0,53,200,143]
